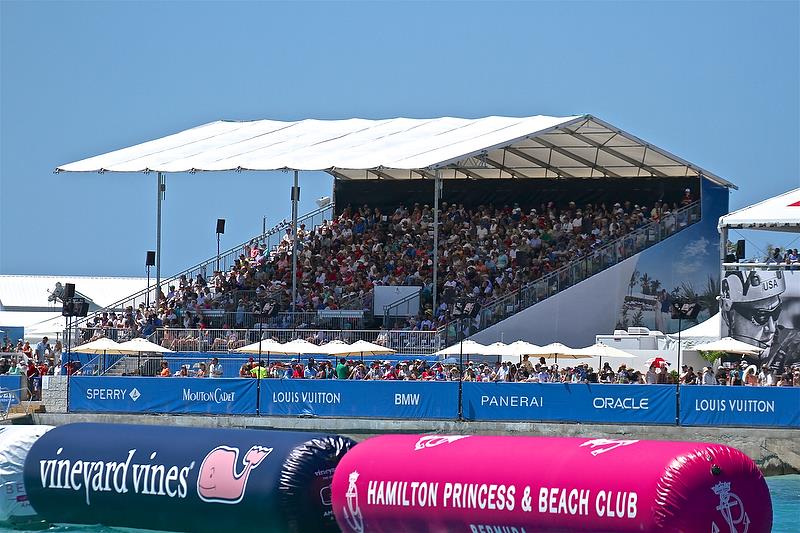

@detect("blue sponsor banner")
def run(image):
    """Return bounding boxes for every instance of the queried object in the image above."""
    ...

[259,379,459,419]
[462,382,677,424]
[0,375,22,406]
[680,385,800,428]
[68,377,257,415]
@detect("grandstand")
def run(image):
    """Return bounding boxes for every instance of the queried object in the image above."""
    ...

[57,115,733,362]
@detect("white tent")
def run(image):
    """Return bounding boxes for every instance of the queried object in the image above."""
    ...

[56,115,733,185]
[673,313,721,343]
[719,188,800,231]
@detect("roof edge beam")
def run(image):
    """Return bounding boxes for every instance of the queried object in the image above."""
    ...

[505,147,576,178]
[481,155,529,179]
[559,128,669,178]
[532,137,621,178]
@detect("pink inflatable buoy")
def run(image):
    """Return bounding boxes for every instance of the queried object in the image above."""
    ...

[331,434,771,532]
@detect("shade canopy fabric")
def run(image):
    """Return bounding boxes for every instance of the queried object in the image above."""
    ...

[692,337,761,355]
[116,337,174,354]
[719,188,800,232]
[435,340,490,356]
[234,338,285,355]
[346,340,396,356]
[266,338,321,355]
[532,342,591,360]
[71,337,126,354]
[56,115,733,187]
[576,342,636,359]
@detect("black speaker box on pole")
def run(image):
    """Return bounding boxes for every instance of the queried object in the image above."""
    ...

[736,240,746,260]
[216,219,226,234]
[146,251,156,266]
[64,283,75,299]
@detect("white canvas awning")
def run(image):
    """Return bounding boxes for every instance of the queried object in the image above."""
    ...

[56,115,734,187]
[719,188,800,231]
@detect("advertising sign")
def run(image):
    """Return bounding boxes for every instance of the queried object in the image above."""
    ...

[680,385,800,428]
[0,375,22,407]
[68,377,257,415]
[462,383,676,424]
[259,380,458,419]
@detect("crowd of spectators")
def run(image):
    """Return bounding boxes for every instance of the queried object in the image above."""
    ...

[78,192,695,344]
[148,350,799,386]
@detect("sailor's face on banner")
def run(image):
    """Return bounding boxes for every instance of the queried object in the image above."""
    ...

[721,270,786,348]
[729,295,781,348]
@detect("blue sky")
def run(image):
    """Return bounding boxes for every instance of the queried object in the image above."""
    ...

[1,1,798,278]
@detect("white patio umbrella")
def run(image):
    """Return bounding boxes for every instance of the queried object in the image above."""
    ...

[576,342,636,359]
[434,340,489,357]
[270,338,324,356]
[117,337,174,354]
[234,338,285,355]
[347,340,397,356]
[482,342,513,355]
[71,337,127,354]
[318,340,355,356]
[532,342,592,363]
[70,337,127,374]
[576,342,636,368]
[499,340,543,362]
[693,337,761,355]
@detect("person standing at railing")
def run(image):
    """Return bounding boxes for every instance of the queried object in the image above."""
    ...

[208,357,223,378]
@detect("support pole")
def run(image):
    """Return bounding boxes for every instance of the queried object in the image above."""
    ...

[432,171,440,317]
[291,170,299,312]
[676,315,682,426]
[156,173,164,305]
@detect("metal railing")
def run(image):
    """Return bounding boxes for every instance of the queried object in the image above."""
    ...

[383,288,424,328]
[441,201,702,346]
[67,204,334,338]
[140,327,444,355]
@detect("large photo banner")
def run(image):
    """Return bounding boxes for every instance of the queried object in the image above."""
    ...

[680,385,800,428]
[259,380,459,419]
[462,382,677,424]
[68,377,257,415]
[721,268,800,374]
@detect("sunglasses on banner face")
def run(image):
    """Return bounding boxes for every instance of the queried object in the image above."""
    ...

[733,299,782,327]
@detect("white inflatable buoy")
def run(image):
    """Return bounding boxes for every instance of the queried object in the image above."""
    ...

[0,425,53,525]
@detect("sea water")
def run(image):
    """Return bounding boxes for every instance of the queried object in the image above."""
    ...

[2,474,798,532]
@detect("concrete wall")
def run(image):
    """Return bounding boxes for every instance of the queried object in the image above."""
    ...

[41,375,68,413]
[32,412,800,477]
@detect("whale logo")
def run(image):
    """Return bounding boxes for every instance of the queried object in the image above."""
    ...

[197,445,272,504]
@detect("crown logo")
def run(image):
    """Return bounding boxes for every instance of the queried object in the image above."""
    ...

[712,481,731,495]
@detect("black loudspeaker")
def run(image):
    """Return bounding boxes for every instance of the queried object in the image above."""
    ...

[736,240,746,260]
[725,254,737,264]
[146,251,156,266]
[74,299,89,317]
[61,301,74,317]
[64,283,75,299]
[216,219,226,234]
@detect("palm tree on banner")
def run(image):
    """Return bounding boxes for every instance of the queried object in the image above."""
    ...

[650,279,662,295]
[628,269,640,296]
[639,273,651,295]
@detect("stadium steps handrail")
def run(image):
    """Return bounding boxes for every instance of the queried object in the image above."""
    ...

[68,204,334,336]
[438,200,701,344]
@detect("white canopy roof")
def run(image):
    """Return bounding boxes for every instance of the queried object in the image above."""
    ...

[719,188,800,232]
[56,115,733,187]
